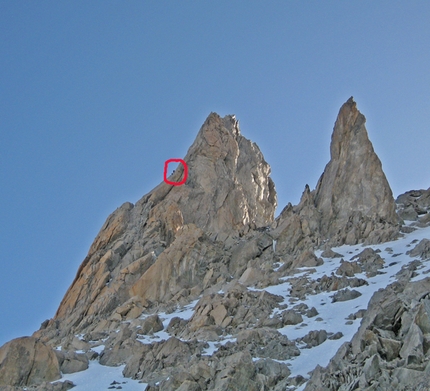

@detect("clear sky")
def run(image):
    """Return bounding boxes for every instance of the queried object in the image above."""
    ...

[1,1,429,347]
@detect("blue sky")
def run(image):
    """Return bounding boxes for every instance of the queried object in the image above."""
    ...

[1,1,429,347]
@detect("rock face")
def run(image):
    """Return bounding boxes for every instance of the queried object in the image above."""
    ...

[314,97,399,244]
[0,337,60,387]
[273,97,399,256]
[35,112,277,344]
[182,113,277,232]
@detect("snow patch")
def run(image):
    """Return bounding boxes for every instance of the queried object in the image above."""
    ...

[59,360,147,391]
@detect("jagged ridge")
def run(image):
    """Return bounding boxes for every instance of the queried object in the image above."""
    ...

[1,98,428,391]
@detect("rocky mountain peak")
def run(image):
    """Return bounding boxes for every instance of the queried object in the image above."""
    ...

[147,112,277,236]
[329,96,364,160]
[273,98,399,258]
[186,113,240,164]
[39,112,277,341]
[314,97,399,245]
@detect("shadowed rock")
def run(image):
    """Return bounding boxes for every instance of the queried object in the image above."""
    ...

[396,188,430,222]
[0,337,60,387]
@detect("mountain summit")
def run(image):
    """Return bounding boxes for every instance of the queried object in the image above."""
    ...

[163,112,277,234]
[45,112,277,342]
[1,99,429,391]
[272,97,399,260]
[314,97,399,244]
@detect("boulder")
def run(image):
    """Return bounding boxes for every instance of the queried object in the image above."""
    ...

[282,309,303,325]
[188,360,213,389]
[378,337,401,361]
[15,380,76,391]
[351,247,385,277]
[255,358,291,386]
[99,324,148,367]
[336,259,361,277]
[55,350,89,374]
[213,351,259,391]
[236,328,300,360]
[417,212,430,227]
[0,337,60,387]
[306,307,319,318]
[176,380,201,391]
[230,233,272,276]
[311,274,367,293]
[396,188,430,223]
[392,367,429,389]
[123,337,207,384]
[331,288,362,303]
[300,330,328,348]
[407,238,430,259]
[292,250,323,269]
[138,314,164,335]
[398,204,419,221]
[328,332,344,340]
[320,248,343,258]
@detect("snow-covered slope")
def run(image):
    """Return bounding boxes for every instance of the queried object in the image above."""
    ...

[56,222,430,390]
[59,361,147,390]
